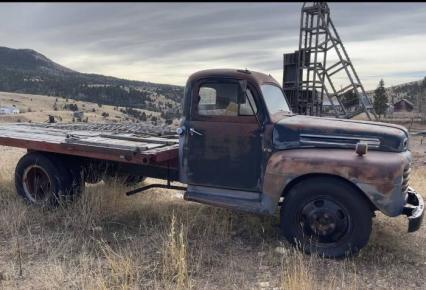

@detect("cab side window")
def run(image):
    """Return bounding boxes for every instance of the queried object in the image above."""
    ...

[198,83,239,116]
[197,82,257,117]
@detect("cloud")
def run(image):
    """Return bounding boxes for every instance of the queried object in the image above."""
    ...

[0,2,424,89]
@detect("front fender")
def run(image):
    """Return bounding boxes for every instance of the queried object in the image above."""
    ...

[262,148,411,217]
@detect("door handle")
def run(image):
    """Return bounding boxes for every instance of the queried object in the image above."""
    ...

[189,128,203,136]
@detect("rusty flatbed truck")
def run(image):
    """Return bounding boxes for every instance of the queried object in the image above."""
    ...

[0,69,423,258]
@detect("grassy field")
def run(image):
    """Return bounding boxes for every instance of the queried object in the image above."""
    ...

[0,146,425,290]
[0,91,163,124]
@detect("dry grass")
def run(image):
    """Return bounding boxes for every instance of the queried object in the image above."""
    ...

[0,146,425,289]
[0,91,162,124]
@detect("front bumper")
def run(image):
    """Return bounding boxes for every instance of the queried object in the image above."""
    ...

[402,187,424,232]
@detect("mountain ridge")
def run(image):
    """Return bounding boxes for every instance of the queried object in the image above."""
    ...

[0,46,180,88]
[0,46,183,120]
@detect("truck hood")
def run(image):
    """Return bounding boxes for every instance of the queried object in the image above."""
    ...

[272,115,409,152]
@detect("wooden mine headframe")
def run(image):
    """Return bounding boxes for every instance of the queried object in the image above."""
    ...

[283,2,378,120]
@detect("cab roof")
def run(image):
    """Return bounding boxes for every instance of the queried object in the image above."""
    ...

[187,69,281,87]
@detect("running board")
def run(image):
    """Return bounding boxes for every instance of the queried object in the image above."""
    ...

[184,185,276,215]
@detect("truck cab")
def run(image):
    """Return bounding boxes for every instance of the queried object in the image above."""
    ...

[178,69,287,212]
[177,68,424,258]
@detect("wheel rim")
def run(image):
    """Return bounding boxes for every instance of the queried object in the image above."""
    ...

[22,165,52,203]
[298,197,351,247]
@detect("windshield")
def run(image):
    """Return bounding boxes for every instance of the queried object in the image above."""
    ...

[261,84,291,115]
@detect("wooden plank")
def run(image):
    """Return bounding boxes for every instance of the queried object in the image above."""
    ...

[99,134,179,145]
[64,137,146,152]
[65,136,166,150]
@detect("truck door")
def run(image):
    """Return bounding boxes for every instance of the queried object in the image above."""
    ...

[183,78,262,191]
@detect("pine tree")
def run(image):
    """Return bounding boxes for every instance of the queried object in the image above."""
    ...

[373,79,388,119]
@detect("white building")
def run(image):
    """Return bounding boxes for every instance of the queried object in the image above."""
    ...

[0,106,20,115]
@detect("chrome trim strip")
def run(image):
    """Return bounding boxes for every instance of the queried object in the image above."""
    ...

[300,133,381,143]
[300,133,381,148]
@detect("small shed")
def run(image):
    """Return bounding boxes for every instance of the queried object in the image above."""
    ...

[393,99,414,112]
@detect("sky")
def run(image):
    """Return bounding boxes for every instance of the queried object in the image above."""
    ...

[0,2,425,90]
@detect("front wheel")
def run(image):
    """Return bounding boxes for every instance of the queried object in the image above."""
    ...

[280,177,373,258]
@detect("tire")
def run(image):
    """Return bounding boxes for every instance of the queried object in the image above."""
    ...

[82,162,107,184]
[42,154,84,202]
[84,169,103,184]
[15,152,74,207]
[280,177,373,258]
[65,159,85,198]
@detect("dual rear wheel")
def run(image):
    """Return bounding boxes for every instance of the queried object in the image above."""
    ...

[14,152,144,207]
[15,152,84,206]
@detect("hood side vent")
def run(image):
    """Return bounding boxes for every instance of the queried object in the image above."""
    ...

[300,134,381,149]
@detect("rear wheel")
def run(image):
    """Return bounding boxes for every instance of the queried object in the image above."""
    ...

[280,177,373,258]
[15,152,78,206]
[66,159,85,198]
[83,168,104,184]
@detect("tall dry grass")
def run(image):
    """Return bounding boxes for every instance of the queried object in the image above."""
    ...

[0,178,362,290]
[162,213,189,289]
[0,147,425,289]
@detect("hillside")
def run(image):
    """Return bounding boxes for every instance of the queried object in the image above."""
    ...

[385,78,426,105]
[0,91,181,128]
[0,47,183,122]
[366,77,426,107]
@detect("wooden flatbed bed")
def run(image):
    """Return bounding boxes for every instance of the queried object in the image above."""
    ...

[0,123,179,167]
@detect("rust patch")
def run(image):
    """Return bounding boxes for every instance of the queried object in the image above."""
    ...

[263,148,411,216]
